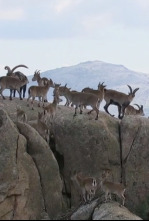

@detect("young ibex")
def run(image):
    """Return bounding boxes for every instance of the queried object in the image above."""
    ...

[82,82,106,108]
[27,79,53,110]
[58,87,100,120]
[28,112,50,143]
[32,70,49,86]
[0,76,29,100]
[100,170,126,207]
[71,171,97,203]
[104,85,139,119]
[44,84,62,122]
[56,84,71,106]
[16,106,27,123]
[5,64,28,98]
[32,70,52,103]
[125,104,144,116]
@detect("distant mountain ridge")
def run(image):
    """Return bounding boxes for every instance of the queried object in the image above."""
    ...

[28,60,149,116]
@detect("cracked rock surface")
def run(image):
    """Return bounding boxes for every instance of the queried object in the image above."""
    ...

[0,109,63,220]
[0,99,149,220]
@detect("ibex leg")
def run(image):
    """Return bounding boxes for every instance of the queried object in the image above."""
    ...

[0,88,6,100]
[9,89,13,100]
[13,89,16,98]
[17,89,23,100]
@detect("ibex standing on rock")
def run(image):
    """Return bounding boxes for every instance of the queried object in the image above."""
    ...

[104,85,139,119]
[0,76,29,100]
[71,171,97,203]
[59,86,100,120]
[5,64,28,98]
[27,79,53,110]
[32,70,53,102]
[44,84,62,122]
[82,82,106,109]
[32,70,49,86]
[100,170,126,207]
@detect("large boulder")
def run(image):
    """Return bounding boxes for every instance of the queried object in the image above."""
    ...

[92,202,142,220]
[0,109,44,220]
[71,199,99,220]
[1,99,149,220]
[17,122,64,219]
[121,116,149,220]
[52,106,121,206]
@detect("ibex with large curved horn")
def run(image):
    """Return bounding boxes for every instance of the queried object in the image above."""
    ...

[104,85,139,119]
[125,104,144,116]
[5,64,28,98]
[0,76,29,100]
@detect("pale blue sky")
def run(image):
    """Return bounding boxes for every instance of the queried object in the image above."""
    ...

[0,0,149,76]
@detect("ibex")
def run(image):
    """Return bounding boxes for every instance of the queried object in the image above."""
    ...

[27,79,53,110]
[58,87,100,120]
[28,112,50,143]
[104,85,139,119]
[44,84,62,122]
[16,106,27,123]
[0,76,29,100]
[71,171,97,203]
[32,70,53,102]
[100,170,126,207]
[82,82,106,108]
[5,64,28,98]
[125,104,144,116]
[56,84,71,106]
[32,70,49,86]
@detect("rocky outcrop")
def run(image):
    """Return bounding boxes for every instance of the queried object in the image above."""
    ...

[71,200,98,220]
[92,202,142,220]
[0,109,64,220]
[1,99,149,220]
[17,122,64,219]
[52,106,121,206]
[0,109,44,220]
[52,106,149,219]
[121,116,149,219]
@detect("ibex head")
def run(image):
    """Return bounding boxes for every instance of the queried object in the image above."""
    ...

[134,104,145,116]
[32,70,40,81]
[127,85,139,98]
[98,82,106,90]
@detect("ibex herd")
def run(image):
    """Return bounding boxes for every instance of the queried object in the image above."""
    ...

[71,169,126,206]
[0,64,144,121]
[0,64,145,206]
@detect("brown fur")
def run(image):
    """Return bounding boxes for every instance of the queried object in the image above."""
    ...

[71,172,97,202]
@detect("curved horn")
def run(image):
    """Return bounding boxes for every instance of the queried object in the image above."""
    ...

[127,85,133,94]
[101,82,104,85]
[134,104,140,110]
[65,84,67,87]
[141,105,143,110]
[37,70,41,74]
[11,64,28,74]
[4,66,11,74]
[133,88,139,94]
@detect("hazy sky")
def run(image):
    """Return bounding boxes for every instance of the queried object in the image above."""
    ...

[0,0,149,76]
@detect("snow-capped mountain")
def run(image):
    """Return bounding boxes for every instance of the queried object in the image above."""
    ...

[28,60,149,116]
